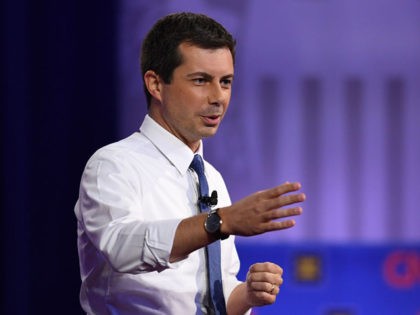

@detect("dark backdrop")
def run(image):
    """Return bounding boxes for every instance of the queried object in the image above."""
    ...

[2,1,118,314]
[3,1,420,314]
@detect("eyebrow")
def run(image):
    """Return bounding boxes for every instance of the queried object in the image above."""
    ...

[186,72,234,81]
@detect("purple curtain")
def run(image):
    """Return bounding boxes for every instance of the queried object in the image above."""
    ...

[118,0,420,243]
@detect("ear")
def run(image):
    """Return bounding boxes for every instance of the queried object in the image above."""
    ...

[144,70,163,102]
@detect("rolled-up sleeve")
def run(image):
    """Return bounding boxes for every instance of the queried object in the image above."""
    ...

[76,151,183,274]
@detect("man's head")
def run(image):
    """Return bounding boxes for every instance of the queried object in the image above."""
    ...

[141,12,236,108]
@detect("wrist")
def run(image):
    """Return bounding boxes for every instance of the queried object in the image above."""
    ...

[204,208,229,240]
[216,207,230,238]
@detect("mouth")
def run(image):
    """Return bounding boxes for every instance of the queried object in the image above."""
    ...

[201,114,222,126]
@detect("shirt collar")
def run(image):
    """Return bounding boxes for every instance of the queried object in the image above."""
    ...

[139,115,204,175]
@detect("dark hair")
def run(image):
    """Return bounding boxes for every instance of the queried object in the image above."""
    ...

[140,12,236,107]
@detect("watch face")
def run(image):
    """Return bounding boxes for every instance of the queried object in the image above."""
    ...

[205,212,221,234]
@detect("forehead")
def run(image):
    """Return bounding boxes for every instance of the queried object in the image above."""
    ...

[176,42,234,75]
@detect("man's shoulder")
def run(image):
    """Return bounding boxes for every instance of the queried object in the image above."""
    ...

[203,159,224,180]
[88,132,158,164]
[203,159,218,172]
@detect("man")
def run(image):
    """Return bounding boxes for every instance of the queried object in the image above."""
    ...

[75,12,305,315]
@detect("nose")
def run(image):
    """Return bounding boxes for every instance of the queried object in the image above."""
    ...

[208,82,226,106]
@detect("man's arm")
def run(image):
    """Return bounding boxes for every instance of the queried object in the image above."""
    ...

[170,182,304,262]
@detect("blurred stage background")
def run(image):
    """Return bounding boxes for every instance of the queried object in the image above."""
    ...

[2,0,419,314]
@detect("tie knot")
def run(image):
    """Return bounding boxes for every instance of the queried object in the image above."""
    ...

[190,154,205,177]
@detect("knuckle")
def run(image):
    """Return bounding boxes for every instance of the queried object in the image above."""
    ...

[255,203,265,213]
[274,186,284,196]
[279,277,284,285]
[249,263,258,273]
[254,191,264,202]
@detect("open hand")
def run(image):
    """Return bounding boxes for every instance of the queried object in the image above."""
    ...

[219,182,305,236]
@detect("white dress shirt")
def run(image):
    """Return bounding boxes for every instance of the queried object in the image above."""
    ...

[75,115,243,314]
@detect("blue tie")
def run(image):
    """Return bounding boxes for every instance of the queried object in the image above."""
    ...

[190,154,227,315]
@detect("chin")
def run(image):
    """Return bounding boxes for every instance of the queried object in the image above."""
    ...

[201,126,219,138]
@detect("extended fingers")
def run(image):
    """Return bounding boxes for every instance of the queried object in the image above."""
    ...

[263,206,303,221]
[274,192,306,209]
[266,182,302,198]
[261,185,305,210]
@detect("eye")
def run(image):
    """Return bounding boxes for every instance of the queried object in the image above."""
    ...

[193,77,207,85]
[221,78,233,88]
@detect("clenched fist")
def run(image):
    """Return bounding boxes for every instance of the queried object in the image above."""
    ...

[246,262,284,306]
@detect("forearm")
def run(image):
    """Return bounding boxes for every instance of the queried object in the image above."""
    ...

[171,182,304,261]
[227,282,252,315]
[170,212,219,262]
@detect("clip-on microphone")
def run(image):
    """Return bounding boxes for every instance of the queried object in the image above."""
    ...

[200,190,218,207]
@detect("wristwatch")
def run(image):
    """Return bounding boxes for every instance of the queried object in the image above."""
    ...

[204,209,229,240]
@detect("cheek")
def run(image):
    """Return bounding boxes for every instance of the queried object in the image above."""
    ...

[222,92,232,111]
[225,92,232,105]
[172,86,201,104]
